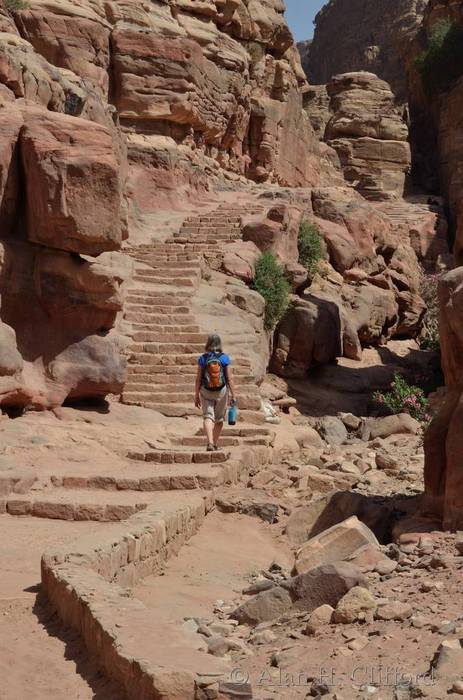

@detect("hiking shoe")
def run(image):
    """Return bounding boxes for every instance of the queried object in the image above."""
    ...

[213,444,219,451]
[206,443,215,452]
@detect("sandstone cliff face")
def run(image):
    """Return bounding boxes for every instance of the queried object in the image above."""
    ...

[303,0,427,102]
[14,0,320,198]
[0,17,131,408]
[414,0,463,263]
[324,73,411,201]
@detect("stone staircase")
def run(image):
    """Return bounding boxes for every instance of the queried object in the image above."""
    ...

[1,423,275,522]
[122,205,264,418]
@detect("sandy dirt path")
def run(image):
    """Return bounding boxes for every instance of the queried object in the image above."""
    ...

[0,515,127,700]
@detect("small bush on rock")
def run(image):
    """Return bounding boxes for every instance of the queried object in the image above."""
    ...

[373,373,430,422]
[252,252,290,330]
[420,273,440,352]
[415,20,463,95]
[298,221,323,277]
[4,0,29,10]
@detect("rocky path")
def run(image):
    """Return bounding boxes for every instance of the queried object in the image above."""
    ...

[0,516,128,700]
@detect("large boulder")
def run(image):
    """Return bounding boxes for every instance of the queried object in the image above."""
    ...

[231,561,367,625]
[21,109,123,256]
[271,295,342,378]
[294,516,380,575]
[284,561,368,612]
[231,587,292,626]
[285,491,394,546]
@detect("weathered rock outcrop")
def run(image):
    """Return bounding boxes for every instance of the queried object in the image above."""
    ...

[302,0,427,102]
[263,187,425,377]
[305,72,411,201]
[425,267,463,530]
[14,0,321,199]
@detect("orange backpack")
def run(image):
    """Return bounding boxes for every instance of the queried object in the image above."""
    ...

[202,353,226,391]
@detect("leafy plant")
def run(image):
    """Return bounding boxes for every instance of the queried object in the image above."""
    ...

[247,41,265,65]
[373,373,430,423]
[298,221,323,277]
[4,0,29,10]
[252,252,290,330]
[414,20,463,95]
[420,273,440,352]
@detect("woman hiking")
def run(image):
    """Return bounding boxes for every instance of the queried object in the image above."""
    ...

[195,334,236,451]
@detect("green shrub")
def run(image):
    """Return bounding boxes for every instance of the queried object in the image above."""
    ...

[298,221,323,277]
[4,0,29,10]
[252,252,290,330]
[372,373,430,422]
[420,273,440,352]
[415,20,463,95]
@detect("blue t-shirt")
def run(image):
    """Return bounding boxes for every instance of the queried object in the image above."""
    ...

[198,352,231,370]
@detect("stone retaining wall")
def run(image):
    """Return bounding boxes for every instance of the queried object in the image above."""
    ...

[40,493,227,699]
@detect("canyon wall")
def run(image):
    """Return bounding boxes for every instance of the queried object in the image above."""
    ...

[419,0,463,529]
[415,0,463,261]
[303,0,427,103]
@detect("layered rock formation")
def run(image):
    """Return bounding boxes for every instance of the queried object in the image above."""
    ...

[303,0,427,102]
[14,0,321,199]
[323,72,411,200]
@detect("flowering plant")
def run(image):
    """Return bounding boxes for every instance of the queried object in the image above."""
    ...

[373,373,429,422]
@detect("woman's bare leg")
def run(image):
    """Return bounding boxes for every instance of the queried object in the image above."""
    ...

[204,418,214,446]
[213,420,224,448]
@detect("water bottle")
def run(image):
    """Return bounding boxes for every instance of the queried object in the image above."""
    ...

[228,400,237,426]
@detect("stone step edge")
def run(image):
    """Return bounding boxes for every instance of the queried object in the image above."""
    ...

[41,493,231,700]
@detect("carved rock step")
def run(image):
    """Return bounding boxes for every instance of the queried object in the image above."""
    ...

[132,260,201,270]
[132,276,199,288]
[5,489,216,521]
[125,303,191,314]
[122,392,261,412]
[128,354,252,368]
[123,390,261,411]
[207,426,273,437]
[52,463,234,492]
[125,313,198,325]
[130,324,201,334]
[128,448,230,464]
[127,288,190,300]
[126,365,253,379]
[129,342,205,354]
[181,435,271,447]
[134,267,201,278]
[132,332,216,343]
[123,380,255,392]
[142,403,202,417]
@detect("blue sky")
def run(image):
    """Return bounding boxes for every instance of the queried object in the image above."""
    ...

[284,0,326,42]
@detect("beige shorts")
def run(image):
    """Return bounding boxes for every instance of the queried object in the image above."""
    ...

[200,386,228,423]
